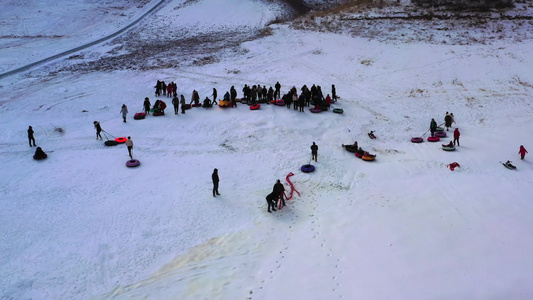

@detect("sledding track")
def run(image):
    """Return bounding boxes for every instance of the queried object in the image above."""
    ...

[0,0,167,80]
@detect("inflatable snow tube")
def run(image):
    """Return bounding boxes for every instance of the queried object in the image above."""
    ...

[219,100,232,107]
[191,103,202,107]
[344,145,358,153]
[184,104,192,110]
[362,153,376,161]
[126,159,141,167]
[411,137,424,143]
[115,137,127,143]
[153,111,165,116]
[309,108,322,113]
[134,112,146,120]
[355,151,363,158]
[271,100,285,106]
[442,146,456,151]
[249,104,261,110]
[333,108,344,114]
[33,154,48,160]
[427,136,440,142]
[301,164,315,173]
[435,126,444,132]
[435,131,447,138]
[105,140,119,146]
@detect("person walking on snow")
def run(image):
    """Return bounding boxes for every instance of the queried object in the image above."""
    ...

[519,145,528,159]
[120,104,128,122]
[94,121,103,140]
[143,97,151,114]
[27,125,36,147]
[211,88,218,105]
[453,128,460,146]
[429,118,437,137]
[125,136,133,159]
[444,112,453,131]
[311,142,318,162]
[212,168,221,197]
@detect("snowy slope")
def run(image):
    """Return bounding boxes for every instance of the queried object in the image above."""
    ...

[1,0,533,299]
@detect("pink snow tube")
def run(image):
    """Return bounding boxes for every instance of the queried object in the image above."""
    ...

[427,136,440,142]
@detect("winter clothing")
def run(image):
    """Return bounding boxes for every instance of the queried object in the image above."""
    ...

[212,88,218,105]
[212,169,220,197]
[172,96,179,114]
[430,118,437,137]
[28,126,36,147]
[120,104,128,122]
[519,145,528,159]
[94,121,102,140]
[230,86,237,107]
[453,128,460,146]
[144,97,151,114]
[33,147,47,160]
[125,136,133,159]
[180,95,186,113]
[444,112,452,131]
[273,180,285,207]
[311,142,318,162]
[266,192,278,213]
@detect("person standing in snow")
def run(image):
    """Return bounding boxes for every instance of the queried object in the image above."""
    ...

[125,136,133,159]
[212,168,220,197]
[273,179,285,207]
[172,95,179,114]
[519,145,528,160]
[230,86,237,107]
[453,128,460,146]
[120,104,128,123]
[275,81,281,99]
[27,125,36,147]
[444,112,453,131]
[155,80,161,96]
[332,84,337,101]
[429,118,437,137]
[266,192,277,213]
[311,142,318,162]
[180,94,186,114]
[94,121,103,140]
[144,97,151,114]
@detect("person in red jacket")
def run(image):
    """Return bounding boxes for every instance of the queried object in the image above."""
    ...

[453,128,460,146]
[519,145,528,159]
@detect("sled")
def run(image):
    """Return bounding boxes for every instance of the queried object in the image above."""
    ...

[368,132,376,139]
[502,161,516,170]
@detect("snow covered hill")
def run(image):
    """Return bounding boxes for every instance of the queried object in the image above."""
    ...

[1,0,533,299]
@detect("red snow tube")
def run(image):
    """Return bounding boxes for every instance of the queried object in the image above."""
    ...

[271,100,285,106]
[184,104,192,110]
[309,107,322,113]
[126,159,140,167]
[153,111,165,116]
[411,137,424,143]
[249,104,260,110]
[115,137,127,143]
[158,101,167,110]
[427,136,440,142]
[134,112,146,120]
[435,131,447,138]
[447,162,460,171]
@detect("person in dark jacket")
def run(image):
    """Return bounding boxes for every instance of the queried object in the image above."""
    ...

[273,179,285,207]
[453,128,460,146]
[172,96,179,114]
[144,97,151,114]
[212,88,218,105]
[311,142,318,162]
[230,86,237,107]
[266,192,277,213]
[275,81,281,99]
[298,93,306,112]
[33,147,47,160]
[444,112,453,131]
[180,95,186,114]
[430,118,437,137]
[332,84,337,101]
[28,125,36,147]
[212,168,220,197]
[94,121,103,140]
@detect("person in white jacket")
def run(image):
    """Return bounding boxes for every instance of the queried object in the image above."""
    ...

[125,136,133,159]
